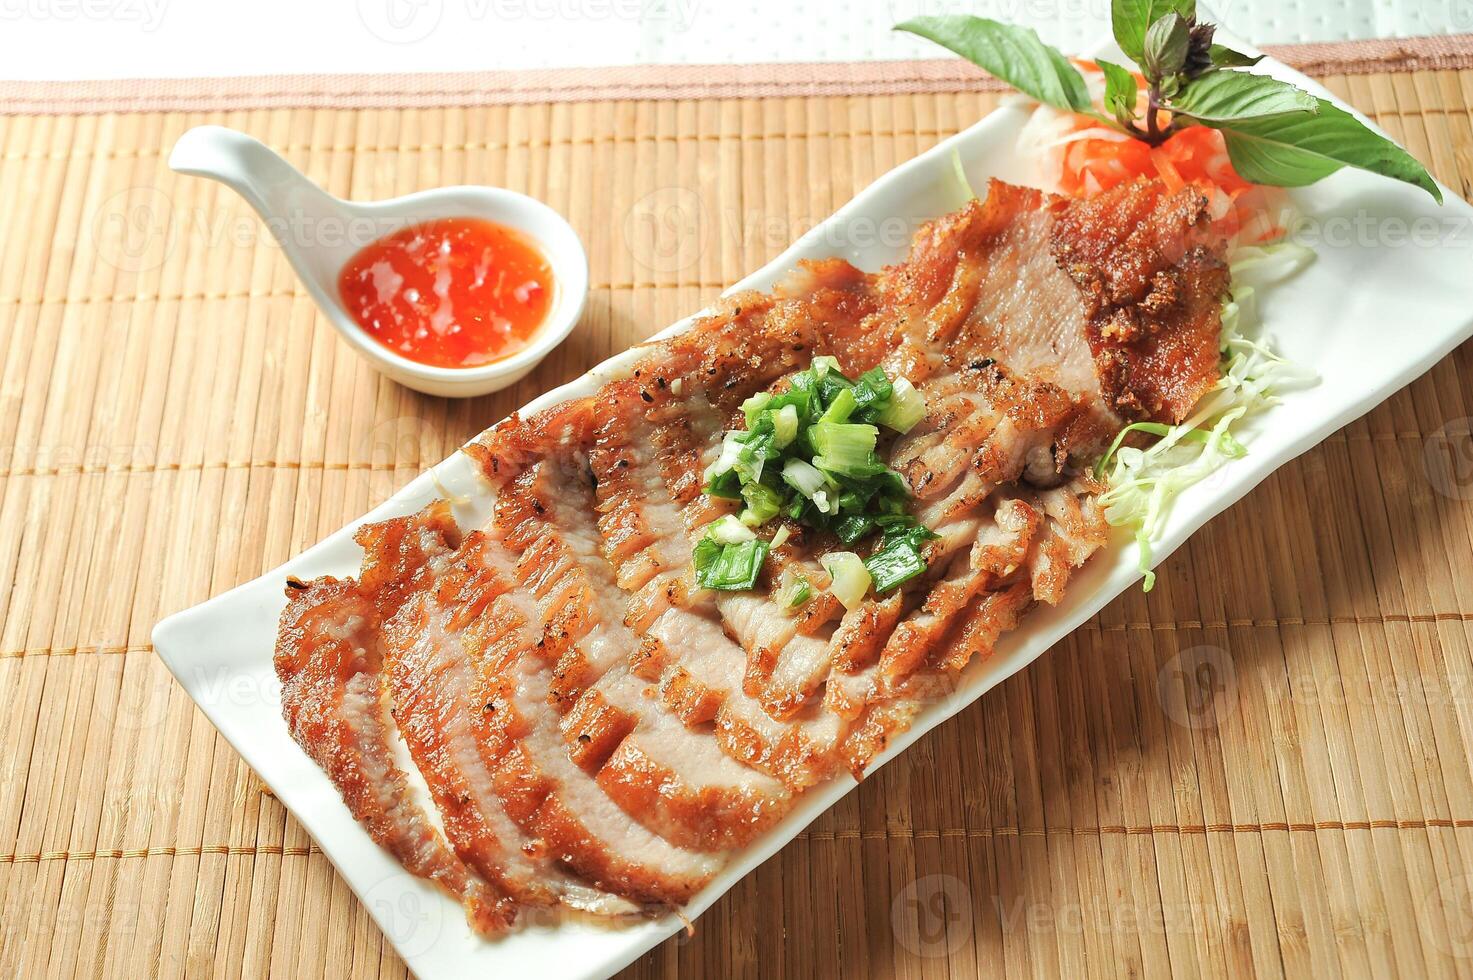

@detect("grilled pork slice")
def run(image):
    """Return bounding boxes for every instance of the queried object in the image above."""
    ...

[479,354,849,800]
[587,380,691,593]
[505,450,793,853]
[577,667,794,851]
[274,525,515,935]
[472,477,727,905]
[465,258,876,492]
[1052,178,1229,422]
[494,444,810,889]
[633,385,866,782]
[376,519,636,916]
[470,586,725,905]
[584,354,848,726]
[871,178,1225,438]
[278,177,1225,928]
[747,364,1080,718]
[872,495,1042,690]
[874,182,1105,401]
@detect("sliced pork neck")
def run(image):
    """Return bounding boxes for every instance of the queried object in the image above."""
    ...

[275,178,1227,932]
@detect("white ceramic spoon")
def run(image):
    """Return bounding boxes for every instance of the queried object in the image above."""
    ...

[169,125,589,397]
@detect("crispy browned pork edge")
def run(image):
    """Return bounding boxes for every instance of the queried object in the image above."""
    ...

[1050,179,1229,423]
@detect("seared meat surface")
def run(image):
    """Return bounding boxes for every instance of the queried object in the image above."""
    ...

[276,178,1227,931]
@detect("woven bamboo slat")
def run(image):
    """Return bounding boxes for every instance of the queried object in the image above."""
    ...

[1,56,1472,980]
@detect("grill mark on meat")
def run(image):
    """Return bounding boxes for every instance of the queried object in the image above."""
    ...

[934,581,1034,674]
[793,365,1078,716]
[588,380,691,592]
[587,669,792,851]
[837,475,1110,775]
[379,529,555,905]
[587,346,867,789]
[640,396,850,787]
[1025,484,1111,605]
[495,453,635,709]
[829,591,908,678]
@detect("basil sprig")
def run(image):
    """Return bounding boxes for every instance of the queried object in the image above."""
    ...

[896,1,1441,203]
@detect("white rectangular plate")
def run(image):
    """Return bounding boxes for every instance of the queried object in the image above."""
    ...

[153,33,1473,980]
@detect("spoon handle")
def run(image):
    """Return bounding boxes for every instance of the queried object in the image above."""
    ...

[169,125,353,239]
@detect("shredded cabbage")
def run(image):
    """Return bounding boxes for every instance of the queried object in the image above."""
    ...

[1095,240,1317,590]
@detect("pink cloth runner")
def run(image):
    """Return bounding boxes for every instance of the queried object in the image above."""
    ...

[2,34,1470,115]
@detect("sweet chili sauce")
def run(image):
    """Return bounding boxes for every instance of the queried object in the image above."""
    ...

[338,217,554,369]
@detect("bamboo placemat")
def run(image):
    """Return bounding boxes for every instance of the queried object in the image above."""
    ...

[2,43,1473,980]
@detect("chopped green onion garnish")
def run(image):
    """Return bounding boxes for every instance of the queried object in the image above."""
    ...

[704,468,742,500]
[694,357,936,599]
[740,391,773,426]
[739,482,783,527]
[771,403,800,449]
[820,552,872,610]
[782,457,831,503]
[849,367,894,421]
[833,515,875,544]
[707,514,756,544]
[811,355,841,378]
[777,569,812,609]
[864,535,930,592]
[819,387,858,424]
[814,369,854,409]
[694,537,770,591]
[876,376,926,433]
[703,431,745,485]
[810,422,882,478]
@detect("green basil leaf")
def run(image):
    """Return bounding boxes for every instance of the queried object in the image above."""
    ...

[895,15,1092,113]
[1168,69,1317,122]
[1210,97,1441,203]
[1111,0,1195,65]
[1141,12,1191,83]
[1209,43,1261,68]
[1097,59,1140,120]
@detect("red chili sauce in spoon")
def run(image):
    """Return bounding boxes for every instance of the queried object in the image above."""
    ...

[338,217,554,369]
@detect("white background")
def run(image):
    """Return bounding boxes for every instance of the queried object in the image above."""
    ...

[0,0,1467,81]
